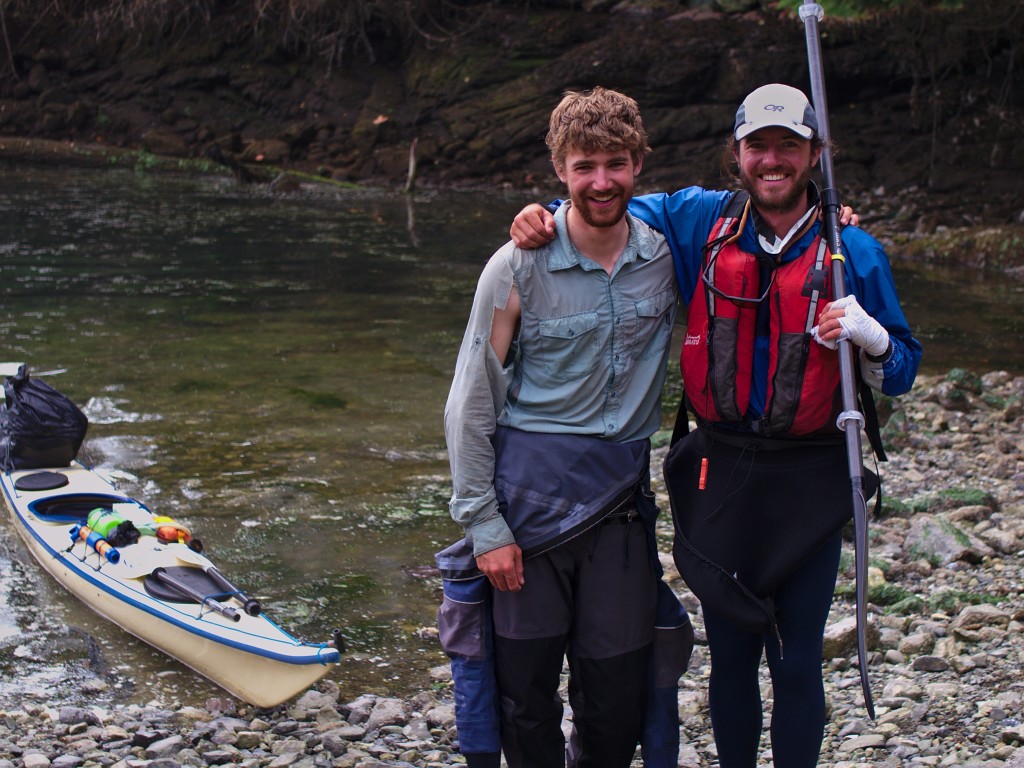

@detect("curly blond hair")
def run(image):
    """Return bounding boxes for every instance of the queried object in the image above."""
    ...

[546,87,651,171]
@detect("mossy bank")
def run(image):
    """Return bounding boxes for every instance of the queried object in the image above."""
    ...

[0,2,1021,235]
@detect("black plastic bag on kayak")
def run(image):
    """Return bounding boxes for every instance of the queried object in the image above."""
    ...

[0,365,88,471]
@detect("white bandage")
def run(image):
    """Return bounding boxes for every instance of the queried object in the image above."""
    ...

[812,295,890,357]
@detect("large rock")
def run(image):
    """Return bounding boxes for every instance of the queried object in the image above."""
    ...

[364,697,408,733]
[822,615,880,660]
[952,603,1011,631]
[903,513,994,565]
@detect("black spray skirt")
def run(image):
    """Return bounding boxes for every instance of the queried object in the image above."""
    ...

[664,426,876,638]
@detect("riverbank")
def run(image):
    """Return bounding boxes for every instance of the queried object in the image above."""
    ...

[2,2,1022,241]
[1,367,1021,766]
[3,133,1022,283]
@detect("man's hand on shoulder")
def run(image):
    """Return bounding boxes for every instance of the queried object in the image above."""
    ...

[476,542,525,592]
[510,204,556,249]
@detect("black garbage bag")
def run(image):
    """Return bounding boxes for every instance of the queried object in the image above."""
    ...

[0,365,89,471]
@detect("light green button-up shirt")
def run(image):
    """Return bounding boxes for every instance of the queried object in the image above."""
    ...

[444,203,676,556]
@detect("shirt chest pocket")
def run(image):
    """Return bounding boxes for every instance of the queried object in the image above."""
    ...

[538,311,602,380]
[633,289,676,361]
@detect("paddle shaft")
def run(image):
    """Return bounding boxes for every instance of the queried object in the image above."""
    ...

[172,547,262,617]
[206,566,262,616]
[152,567,241,622]
[799,0,876,720]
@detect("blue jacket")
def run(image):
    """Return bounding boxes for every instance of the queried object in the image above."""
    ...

[627,187,922,408]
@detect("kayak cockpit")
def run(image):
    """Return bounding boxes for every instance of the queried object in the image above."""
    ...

[27,492,138,524]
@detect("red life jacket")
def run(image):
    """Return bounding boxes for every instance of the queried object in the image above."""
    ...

[681,194,842,436]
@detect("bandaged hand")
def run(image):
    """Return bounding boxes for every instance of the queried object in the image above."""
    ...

[812,295,890,357]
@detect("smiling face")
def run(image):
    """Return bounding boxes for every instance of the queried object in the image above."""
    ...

[735,126,822,215]
[555,148,641,229]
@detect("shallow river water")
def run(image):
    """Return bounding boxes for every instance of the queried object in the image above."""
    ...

[0,165,1020,709]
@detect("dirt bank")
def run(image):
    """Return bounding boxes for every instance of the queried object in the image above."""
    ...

[1,2,1022,256]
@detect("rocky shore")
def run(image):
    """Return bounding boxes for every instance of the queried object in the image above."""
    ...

[1,367,1022,766]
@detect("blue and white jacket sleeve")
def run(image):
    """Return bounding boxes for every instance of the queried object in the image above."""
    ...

[841,226,922,396]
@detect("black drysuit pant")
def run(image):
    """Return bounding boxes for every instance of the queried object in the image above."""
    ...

[491,516,657,768]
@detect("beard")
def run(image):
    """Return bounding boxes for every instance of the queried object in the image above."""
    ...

[740,163,814,214]
[569,186,631,228]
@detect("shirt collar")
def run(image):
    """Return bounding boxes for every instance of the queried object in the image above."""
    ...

[750,182,821,256]
[548,202,648,273]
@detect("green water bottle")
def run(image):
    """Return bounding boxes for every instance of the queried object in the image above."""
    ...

[86,507,123,538]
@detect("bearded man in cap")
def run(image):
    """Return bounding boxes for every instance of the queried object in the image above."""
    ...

[510,83,922,768]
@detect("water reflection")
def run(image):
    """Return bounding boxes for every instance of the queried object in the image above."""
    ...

[0,165,533,707]
[892,260,1024,374]
[0,165,1020,708]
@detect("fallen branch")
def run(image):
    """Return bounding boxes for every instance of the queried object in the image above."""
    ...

[405,137,418,194]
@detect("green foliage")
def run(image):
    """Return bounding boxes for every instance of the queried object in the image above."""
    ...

[888,594,925,614]
[836,581,1005,616]
[650,428,673,450]
[834,580,914,607]
[430,679,454,693]
[838,549,853,574]
[981,393,1008,410]
[926,588,1006,615]
[892,226,1024,274]
[939,517,971,548]
[133,149,160,173]
[869,582,915,606]
[908,488,999,514]
[881,496,912,519]
[944,367,983,395]
[868,556,891,575]
[93,146,228,177]
[906,544,942,568]
[1,0,494,70]
[772,0,963,18]
[287,387,348,409]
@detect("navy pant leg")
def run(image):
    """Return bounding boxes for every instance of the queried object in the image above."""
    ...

[703,530,842,768]
[765,530,842,768]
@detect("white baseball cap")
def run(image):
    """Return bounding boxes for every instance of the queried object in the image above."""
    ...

[734,84,819,141]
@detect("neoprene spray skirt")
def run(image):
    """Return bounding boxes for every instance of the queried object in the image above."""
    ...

[665,426,876,637]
